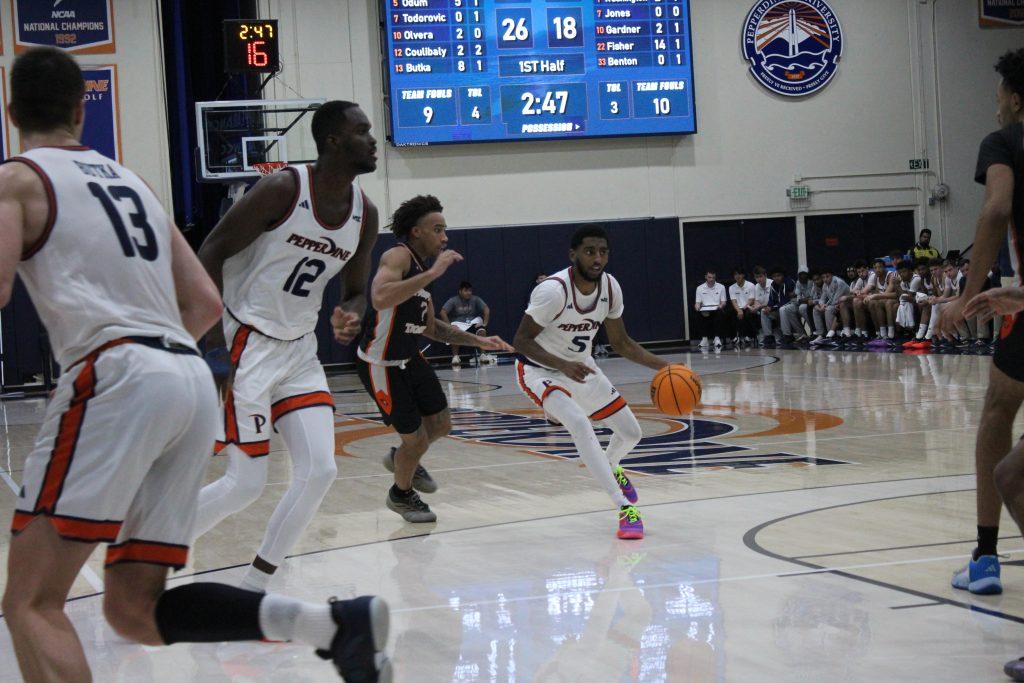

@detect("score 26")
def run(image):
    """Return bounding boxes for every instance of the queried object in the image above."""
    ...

[497,8,533,49]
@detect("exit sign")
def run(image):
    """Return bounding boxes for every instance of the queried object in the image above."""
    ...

[787,186,810,199]
[909,158,930,171]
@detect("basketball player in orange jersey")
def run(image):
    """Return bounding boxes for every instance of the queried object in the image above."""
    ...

[513,226,669,539]
[190,101,381,594]
[0,49,389,683]
[357,195,513,523]
[939,50,1024,604]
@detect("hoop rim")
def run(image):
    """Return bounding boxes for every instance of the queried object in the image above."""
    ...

[252,161,289,176]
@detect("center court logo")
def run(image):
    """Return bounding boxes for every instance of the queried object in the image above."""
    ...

[345,407,850,474]
[742,0,843,98]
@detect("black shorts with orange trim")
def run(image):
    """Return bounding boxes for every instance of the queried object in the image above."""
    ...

[996,313,1024,383]
[356,354,447,434]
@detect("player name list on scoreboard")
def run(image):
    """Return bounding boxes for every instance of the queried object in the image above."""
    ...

[383,0,696,145]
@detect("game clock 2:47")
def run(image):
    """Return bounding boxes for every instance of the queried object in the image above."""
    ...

[223,19,281,74]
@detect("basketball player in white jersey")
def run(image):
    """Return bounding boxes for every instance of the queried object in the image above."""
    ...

[191,101,379,593]
[513,226,669,539]
[0,48,389,683]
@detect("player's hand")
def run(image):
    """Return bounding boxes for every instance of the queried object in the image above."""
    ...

[429,249,464,278]
[736,309,744,319]
[559,361,595,382]
[935,297,966,338]
[966,287,1024,324]
[477,335,514,353]
[331,306,361,344]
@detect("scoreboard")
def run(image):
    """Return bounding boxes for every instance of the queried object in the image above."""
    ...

[381,0,695,146]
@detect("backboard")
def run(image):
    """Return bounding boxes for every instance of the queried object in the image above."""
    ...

[195,98,324,182]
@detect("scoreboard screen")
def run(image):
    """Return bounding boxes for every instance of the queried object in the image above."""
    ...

[381,0,695,146]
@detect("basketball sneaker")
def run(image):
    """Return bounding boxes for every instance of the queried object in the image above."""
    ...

[1005,656,1024,681]
[614,465,638,504]
[617,506,644,539]
[451,355,461,366]
[951,554,1002,595]
[386,487,437,523]
[316,595,392,683]
[383,447,438,493]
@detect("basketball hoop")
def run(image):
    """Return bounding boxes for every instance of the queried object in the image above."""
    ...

[252,161,287,176]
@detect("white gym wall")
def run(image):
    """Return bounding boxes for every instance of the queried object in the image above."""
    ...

[257,0,1021,254]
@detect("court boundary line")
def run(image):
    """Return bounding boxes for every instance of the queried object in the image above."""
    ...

[742,489,1024,626]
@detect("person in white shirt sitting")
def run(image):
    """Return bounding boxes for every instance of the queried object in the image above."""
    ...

[839,261,874,339]
[728,267,757,346]
[693,270,727,348]
[748,266,772,343]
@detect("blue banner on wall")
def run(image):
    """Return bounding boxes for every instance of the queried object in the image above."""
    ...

[80,66,120,161]
[12,0,115,53]
[980,0,1024,26]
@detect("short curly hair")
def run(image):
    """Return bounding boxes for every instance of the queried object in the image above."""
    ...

[996,49,1024,100]
[390,195,443,239]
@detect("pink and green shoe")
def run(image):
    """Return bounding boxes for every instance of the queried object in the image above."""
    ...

[614,465,638,504]
[617,505,644,539]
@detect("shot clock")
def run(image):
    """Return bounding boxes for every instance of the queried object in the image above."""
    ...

[223,19,281,74]
[382,0,695,145]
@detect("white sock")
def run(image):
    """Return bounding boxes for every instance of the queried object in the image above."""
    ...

[239,564,274,593]
[887,328,895,339]
[842,328,852,336]
[855,328,863,336]
[825,330,835,338]
[879,326,887,337]
[545,392,630,507]
[258,594,337,650]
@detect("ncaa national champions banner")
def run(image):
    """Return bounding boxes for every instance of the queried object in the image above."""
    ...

[11,0,115,53]
[980,0,1024,27]
[80,66,121,161]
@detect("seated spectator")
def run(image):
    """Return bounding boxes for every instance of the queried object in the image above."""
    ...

[728,267,757,346]
[920,259,960,347]
[865,258,898,343]
[893,262,920,337]
[911,228,941,261]
[693,270,728,349]
[763,266,797,346]
[784,271,815,342]
[908,259,933,342]
[840,261,873,338]
[845,265,858,286]
[748,267,772,343]
[810,267,852,345]
[440,281,492,365]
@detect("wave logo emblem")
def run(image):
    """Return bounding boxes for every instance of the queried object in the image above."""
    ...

[742,0,843,98]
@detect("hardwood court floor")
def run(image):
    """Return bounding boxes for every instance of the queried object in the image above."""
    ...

[0,349,1021,681]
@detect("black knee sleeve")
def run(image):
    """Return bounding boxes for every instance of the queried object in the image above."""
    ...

[155,583,265,644]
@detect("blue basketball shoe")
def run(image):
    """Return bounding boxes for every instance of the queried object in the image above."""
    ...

[951,555,1002,595]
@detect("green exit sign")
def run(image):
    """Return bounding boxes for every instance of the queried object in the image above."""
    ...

[788,186,810,199]
[909,158,930,171]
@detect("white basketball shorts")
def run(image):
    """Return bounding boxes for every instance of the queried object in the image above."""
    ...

[514,356,628,421]
[11,338,217,569]
[217,317,335,457]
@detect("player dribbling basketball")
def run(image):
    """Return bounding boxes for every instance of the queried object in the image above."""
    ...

[513,226,669,539]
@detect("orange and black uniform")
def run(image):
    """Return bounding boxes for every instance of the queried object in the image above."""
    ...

[356,243,447,433]
[977,123,1024,381]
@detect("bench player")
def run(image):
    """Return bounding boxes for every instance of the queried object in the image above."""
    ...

[0,48,388,682]
[190,101,380,593]
[357,195,513,523]
[513,226,669,539]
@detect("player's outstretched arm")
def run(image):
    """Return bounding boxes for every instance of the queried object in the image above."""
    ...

[370,247,462,311]
[513,314,593,382]
[937,164,1013,337]
[424,301,513,351]
[332,200,380,344]
[197,171,298,347]
[170,225,223,341]
[604,316,668,371]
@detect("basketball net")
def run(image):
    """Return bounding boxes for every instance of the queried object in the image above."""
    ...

[252,161,288,176]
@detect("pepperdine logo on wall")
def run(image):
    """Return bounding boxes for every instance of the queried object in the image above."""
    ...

[742,0,844,98]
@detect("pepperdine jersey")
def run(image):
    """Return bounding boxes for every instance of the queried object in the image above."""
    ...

[523,266,624,366]
[222,165,365,340]
[7,146,194,367]
[359,243,432,362]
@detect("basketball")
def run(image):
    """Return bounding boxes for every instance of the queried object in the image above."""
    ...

[650,364,702,416]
